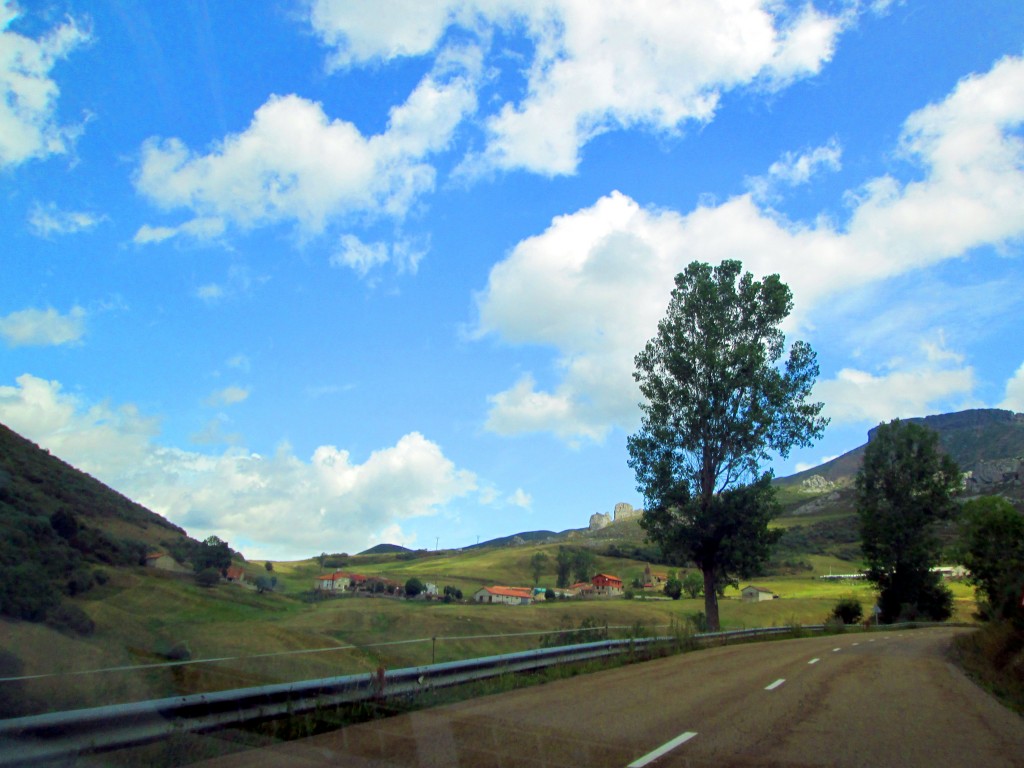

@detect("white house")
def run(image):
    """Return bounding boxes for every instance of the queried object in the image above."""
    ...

[473,586,534,605]
[314,571,352,591]
[740,585,775,602]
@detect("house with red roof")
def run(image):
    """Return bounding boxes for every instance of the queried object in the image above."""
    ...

[313,571,352,591]
[592,573,623,597]
[224,565,246,583]
[472,586,535,605]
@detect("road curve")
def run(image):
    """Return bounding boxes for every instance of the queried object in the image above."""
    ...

[189,627,1024,768]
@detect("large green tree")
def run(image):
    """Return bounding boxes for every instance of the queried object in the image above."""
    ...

[628,260,827,631]
[958,496,1024,621]
[857,419,961,623]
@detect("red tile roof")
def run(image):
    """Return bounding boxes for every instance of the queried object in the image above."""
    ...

[481,586,533,598]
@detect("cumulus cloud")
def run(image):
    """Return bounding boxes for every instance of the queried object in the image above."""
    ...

[309,0,848,176]
[0,306,85,347]
[134,47,479,237]
[0,374,480,559]
[1001,363,1024,412]
[28,201,105,236]
[0,2,90,169]
[475,56,1024,441]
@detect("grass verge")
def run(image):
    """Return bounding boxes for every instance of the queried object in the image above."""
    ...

[951,620,1024,714]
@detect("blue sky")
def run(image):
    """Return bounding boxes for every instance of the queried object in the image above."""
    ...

[2,0,1023,561]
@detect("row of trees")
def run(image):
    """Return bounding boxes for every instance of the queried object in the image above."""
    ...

[629,259,1023,629]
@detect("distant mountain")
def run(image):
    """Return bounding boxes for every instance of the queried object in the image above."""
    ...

[777,408,1024,490]
[358,543,413,555]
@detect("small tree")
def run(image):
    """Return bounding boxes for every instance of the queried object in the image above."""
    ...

[264,561,274,572]
[831,596,863,625]
[571,548,596,584]
[529,551,549,585]
[682,571,704,599]
[664,575,682,600]
[254,575,274,594]
[404,577,424,598]
[959,496,1024,620]
[555,546,573,588]
[857,419,960,623]
[629,260,827,631]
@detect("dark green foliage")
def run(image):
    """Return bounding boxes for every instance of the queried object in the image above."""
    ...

[194,567,221,588]
[663,575,682,600]
[443,585,463,600]
[265,560,274,572]
[857,419,961,623]
[0,562,61,620]
[571,548,596,583]
[555,546,573,588]
[628,261,826,630]
[404,577,425,597]
[254,574,275,594]
[831,596,864,625]
[193,536,233,573]
[544,588,555,601]
[45,602,95,636]
[959,496,1024,621]
[529,551,549,585]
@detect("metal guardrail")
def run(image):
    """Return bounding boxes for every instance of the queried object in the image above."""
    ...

[0,625,829,766]
[0,636,662,766]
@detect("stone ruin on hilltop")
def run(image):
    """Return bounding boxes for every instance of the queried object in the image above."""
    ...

[589,502,642,530]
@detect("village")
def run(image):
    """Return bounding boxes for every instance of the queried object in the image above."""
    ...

[308,566,780,606]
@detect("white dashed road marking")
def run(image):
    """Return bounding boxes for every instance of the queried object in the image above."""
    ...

[627,731,698,767]
[765,678,786,691]
[808,658,820,665]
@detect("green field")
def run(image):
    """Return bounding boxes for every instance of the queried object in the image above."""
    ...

[0,542,979,718]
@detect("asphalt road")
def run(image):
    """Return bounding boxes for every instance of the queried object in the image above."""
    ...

[189,627,1024,768]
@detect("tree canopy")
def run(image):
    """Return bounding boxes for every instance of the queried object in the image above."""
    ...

[857,419,961,623]
[958,496,1024,621]
[628,260,826,631]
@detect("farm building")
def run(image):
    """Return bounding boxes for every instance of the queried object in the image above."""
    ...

[314,571,352,591]
[740,585,776,602]
[473,586,535,605]
[592,573,624,597]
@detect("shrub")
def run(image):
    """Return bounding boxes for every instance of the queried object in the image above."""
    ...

[664,577,682,600]
[194,567,221,588]
[831,596,864,625]
[823,615,847,634]
[404,577,424,597]
[45,603,95,636]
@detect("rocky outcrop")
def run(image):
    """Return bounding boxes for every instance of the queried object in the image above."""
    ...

[800,475,835,493]
[589,512,611,530]
[964,457,1023,490]
[614,502,642,522]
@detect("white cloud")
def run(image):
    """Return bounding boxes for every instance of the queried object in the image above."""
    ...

[0,305,85,347]
[331,235,388,275]
[507,487,531,509]
[747,138,842,201]
[309,0,848,176]
[205,386,250,407]
[1000,363,1024,412]
[134,47,479,237]
[133,217,226,245]
[0,2,90,169]
[475,56,1024,441]
[28,201,104,236]
[794,455,838,473]
[814,339,977,425]
[0,374,480,559]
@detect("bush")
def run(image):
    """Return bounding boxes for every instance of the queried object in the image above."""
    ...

[404,577,424,597]
[45,603,95,636]
[664,577,682,600]
[831,596,863,625]
[823,616,847,634]
[194,567,221,588]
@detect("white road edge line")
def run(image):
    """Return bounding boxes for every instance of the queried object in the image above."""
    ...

[765,678,786,690]
[808,658,820,665]
[627,731,698,767]
[833,648,841,652]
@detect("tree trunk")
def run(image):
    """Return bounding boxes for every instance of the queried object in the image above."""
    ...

[703,566,720,631]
